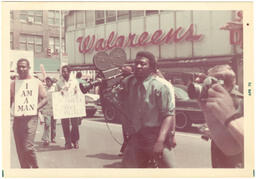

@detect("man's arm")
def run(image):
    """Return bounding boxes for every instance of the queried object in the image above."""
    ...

[10,81,15,107]
[38,81,48,111]
[153,115,175,154]
[154,84,176,154]
[227,117,243,147]
[204,83,244,147]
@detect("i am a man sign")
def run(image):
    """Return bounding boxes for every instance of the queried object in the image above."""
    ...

[14,79,38,117]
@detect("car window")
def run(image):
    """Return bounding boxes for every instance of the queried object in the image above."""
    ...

[174,87,189,101]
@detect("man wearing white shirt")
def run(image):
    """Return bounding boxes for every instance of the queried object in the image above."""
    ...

[55,65,80,149]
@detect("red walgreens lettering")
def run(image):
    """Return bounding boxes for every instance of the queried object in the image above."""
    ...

[151,30,164,45]
[94,38,105,51]
[76,24,203,54]
[114,35,125,48]
[138,32,150,46]
[105,31,115,50]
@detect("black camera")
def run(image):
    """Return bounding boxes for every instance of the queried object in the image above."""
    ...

[188,76,224,99]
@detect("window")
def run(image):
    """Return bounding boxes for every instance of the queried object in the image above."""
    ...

[174,87,189,101]
[19,34,43,53]
[20,10,43,24]
[106,11,116,22]
[146,10,159,16]
[95,10,105,25]
[48,10,62,26]
[49,37,65,54]
[117,11,130,20]
[76,11,85,25]
[131,10,144,18]
[10,32,13,49]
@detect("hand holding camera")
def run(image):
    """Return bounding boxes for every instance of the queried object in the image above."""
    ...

[191,65,243,155]
[201,83,237,125]
[188,76,224,100]
[188,64,236,100]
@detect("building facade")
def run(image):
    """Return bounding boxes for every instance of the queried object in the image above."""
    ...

[10,10,65,58]
[64,10,243,91]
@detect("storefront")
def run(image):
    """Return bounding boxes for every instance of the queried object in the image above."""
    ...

[64,10,243,91]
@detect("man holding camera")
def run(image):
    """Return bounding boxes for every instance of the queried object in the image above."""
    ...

[119,51,176,168]
[190,65,244,168]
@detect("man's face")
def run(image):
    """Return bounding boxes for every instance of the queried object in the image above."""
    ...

[134,57,151,80]
[46,79,53,87]
[17,61,30,79]
[62,67,70,81]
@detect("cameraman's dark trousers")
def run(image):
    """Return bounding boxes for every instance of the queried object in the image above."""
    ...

[61,118,79,147]
[122,127,175,168]
[13,116,39,168]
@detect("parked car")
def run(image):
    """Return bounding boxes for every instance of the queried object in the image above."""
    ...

[101,84,205,130]
[85,93,100,117]
[174,85,205,130]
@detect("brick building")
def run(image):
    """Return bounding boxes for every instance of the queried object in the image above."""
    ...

[10,10,65,59]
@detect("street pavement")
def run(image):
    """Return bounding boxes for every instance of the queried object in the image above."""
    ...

[11,116,211,168]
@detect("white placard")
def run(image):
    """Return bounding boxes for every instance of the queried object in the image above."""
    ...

[52,91,86,119]
[14,79,38,117]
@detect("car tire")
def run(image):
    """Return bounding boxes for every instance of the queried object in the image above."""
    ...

[103,105,117,122]
[175,112,192,131]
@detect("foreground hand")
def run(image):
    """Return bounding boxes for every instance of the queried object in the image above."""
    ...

[201,83,236,125]
[170,136,176,148]
[153,141,164,154]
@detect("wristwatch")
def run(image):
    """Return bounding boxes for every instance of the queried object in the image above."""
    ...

[224,112,242,127]
[169,130,175,137]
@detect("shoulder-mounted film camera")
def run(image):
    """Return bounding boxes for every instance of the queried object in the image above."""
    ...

[79,48,131,93]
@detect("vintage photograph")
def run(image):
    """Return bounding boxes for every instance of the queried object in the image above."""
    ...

[2,1,254,178]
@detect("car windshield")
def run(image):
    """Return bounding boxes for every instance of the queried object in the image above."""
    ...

[174,87,190,101]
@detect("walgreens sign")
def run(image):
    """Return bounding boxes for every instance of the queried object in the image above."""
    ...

[77,24,203,54]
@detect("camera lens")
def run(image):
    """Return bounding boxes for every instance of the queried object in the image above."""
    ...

[188,83,203,99]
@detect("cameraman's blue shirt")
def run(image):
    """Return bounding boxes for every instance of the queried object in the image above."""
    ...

[120,74,175,135]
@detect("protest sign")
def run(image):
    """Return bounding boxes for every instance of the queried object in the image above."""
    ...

[52,91,86,119]
[14,79,38,117]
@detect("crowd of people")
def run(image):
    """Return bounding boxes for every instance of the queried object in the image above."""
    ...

[10,51,244,168]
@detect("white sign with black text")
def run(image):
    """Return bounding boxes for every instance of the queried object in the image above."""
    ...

[14,79,38,117]
[52,91,86,119]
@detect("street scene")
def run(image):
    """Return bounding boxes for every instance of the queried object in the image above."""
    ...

[11,113,211,168]
[8,7,246,171]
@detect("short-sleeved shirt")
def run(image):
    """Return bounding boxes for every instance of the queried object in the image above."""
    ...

[41,85,55,117]
[120,74,175,134]
[55,76,79,94]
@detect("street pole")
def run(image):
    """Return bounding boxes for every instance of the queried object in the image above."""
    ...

[59,10,62,70]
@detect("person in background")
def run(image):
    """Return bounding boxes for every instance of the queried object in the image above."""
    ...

[75,71,89,125]
[10,58,48,168]
[40,77,57,146]
[198,64,243,168]
[55,65,80,149]
[119,51,176,168]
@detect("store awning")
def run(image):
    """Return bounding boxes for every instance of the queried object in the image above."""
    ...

[34,58,60,72]
[158,56,234,69]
